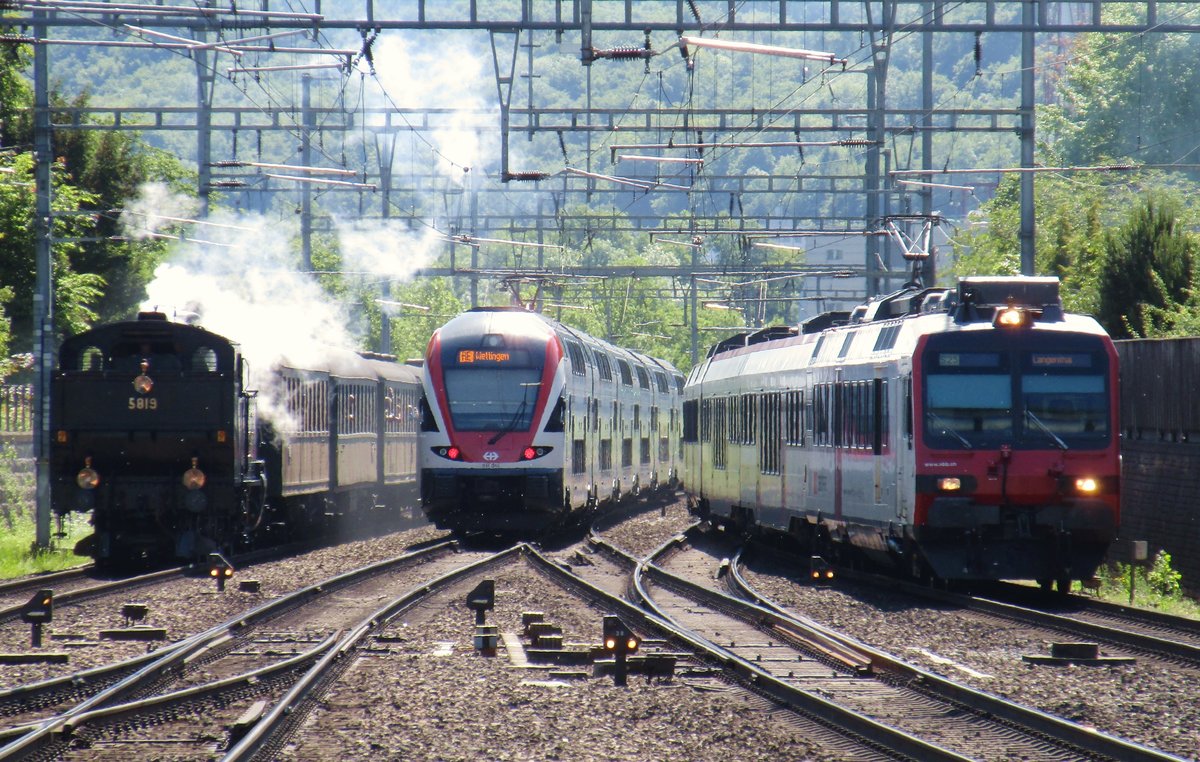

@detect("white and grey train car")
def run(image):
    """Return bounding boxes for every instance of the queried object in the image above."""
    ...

[420,307,684,534]
[682,277,1121,585]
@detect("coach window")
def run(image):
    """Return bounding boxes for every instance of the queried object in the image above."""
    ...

[636,366,650,389]
[191,346,218,372]
[683,399,699,442]
[655,372,669,394]
[617,359,633,386]
[838,332,856,360]
[567,342,587,376]
[79,346,103,371]
[712,397,728,469]
[873,379,886,454]
[595,351,613,381]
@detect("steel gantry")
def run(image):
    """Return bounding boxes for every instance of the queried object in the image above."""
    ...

[10,0,1200,546]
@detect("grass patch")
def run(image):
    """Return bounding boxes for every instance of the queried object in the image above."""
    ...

[0,439,91,578]
[0,513,91,578]
[1082,553,1200,619]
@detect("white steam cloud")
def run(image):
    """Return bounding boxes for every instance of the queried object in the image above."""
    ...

[333,218,443,279]
[366,33,500,180]
[140,204,355,427]
[118,182,201,240]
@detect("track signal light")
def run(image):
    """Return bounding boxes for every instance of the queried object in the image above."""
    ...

[602,615,639,686]
[465,579,495,626]
[208,553,234,591]
[809,556,834,584]
[21,589,53,648]
[21,590,53,625]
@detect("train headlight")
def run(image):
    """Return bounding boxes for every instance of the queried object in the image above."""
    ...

[997,308,1023,327]
[76,457,100,490]
[937,477,962,492]
[434,446,463,461]
[133,360,153,394]
[1074,477,1099,494]
[520,446,552,461]
[182,457,206,490]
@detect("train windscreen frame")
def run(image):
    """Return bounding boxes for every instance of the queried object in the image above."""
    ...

[921,336,1111,450]
[440,336,545,432]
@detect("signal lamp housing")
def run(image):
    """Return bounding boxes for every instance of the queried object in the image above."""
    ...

[602,614,639,655]
[521,446,552,461]
[20,589,53,625]
[208,553,235,590]
[434,446,463,461]
[77,456,101,490]
[182,457,206,490]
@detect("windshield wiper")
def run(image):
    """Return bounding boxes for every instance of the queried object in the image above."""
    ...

[1025,408,1068,450]
[487,382,541,445]
[927,411,972,447]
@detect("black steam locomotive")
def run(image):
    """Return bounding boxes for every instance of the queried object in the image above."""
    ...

[50,312,421,567]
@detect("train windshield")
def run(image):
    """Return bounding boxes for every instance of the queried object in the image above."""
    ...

[440,340,545,432]
[922,343,1109,450]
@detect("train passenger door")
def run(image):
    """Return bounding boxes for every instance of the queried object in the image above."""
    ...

[895,374,912,522]
[833,372,843,523]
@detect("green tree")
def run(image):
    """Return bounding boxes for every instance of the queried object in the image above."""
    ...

[1097,194,1197,339]
[0,153,105,340]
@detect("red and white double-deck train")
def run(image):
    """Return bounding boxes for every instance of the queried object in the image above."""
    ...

[683,276,1120,589]
[420,307,684,534]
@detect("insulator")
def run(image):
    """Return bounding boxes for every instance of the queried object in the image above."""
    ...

[597,46,648,60]
[974,31,982,75]
[685,0,702,22]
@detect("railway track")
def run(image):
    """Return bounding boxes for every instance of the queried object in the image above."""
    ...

[610,527,1184,762]
[0,539,472,759]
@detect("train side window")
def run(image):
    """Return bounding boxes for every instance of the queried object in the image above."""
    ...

[904,376,913,446]
[566,342,587,376]
[594,351,613,381]
[420,397,439,432]
[546,396,566,432]
[617,359,633,386]
[838,333,855,359]
[635,366,650,389]
[192,346,218,372]
[683,399,698,443]
[79,346,103,371]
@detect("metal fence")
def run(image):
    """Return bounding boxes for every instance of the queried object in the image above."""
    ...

[0,384,33,433]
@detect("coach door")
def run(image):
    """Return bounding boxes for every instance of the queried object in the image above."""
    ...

[833,370,843,523]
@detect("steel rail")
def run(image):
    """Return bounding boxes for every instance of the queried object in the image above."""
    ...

[727,547,1189,762]
[582,528,971,762]
[0,539,456,759]
[221,544,524,761]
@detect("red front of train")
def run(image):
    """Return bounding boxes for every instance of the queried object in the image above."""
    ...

[419,308,567,533]
[909,295,1120,588]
